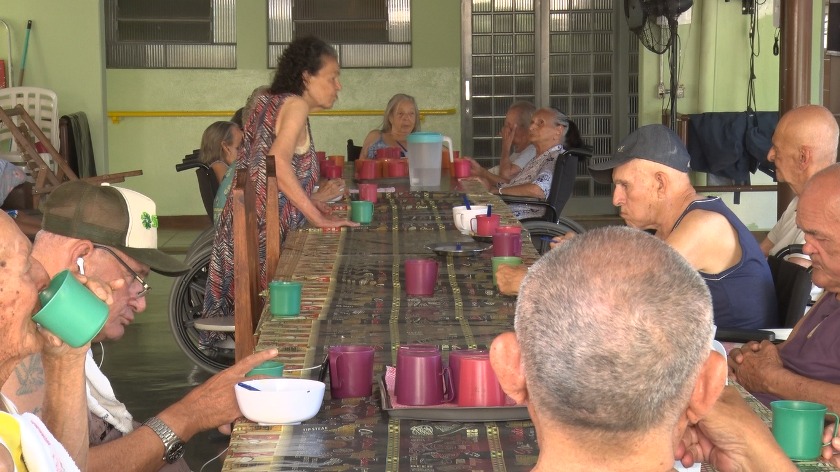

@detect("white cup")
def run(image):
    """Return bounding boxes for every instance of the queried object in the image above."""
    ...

[452,205,489,234]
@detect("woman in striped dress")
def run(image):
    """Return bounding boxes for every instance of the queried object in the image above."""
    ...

[202,36,357,338]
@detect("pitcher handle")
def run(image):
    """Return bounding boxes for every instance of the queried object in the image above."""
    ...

[443,136,454,165]
[823,412,840,446]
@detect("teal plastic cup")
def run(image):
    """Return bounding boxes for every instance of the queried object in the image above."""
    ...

[491,256,523,287]
[32,269,109,348]
[771,400,840,460]
[246,360,285,377]
[269,280,302,317]
[350,200,374,224]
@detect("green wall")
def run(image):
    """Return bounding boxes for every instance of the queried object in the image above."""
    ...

[0,0,107,170]
[638,2,823,230]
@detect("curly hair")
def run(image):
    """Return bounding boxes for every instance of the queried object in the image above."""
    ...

[269,36,338,95]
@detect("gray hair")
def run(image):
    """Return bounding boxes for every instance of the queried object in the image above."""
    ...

[516,226,713,435]
[380,93,420,133]
[509,101,537,129]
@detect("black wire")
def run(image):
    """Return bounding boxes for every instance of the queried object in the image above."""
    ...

[746,3,761,112]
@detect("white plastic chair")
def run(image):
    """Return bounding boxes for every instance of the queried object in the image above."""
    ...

[0,87,59,170]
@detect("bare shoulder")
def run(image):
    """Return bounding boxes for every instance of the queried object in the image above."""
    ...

[669,208,740,272]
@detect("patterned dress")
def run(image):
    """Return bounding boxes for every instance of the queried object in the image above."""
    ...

[203,93,319,326]
[499,143,564,220]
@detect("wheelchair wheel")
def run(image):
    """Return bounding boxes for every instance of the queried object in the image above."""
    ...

[522,217,586,255]
[184,226,215,261]
[168,235,234,373]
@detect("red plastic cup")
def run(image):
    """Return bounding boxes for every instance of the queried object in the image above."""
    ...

[358,183,378,203]
[452,158,471,178]
[316,151,327,160]
[492,232,522,257]
[328,155,345,168]
[323,164,342,179]
[376,147,401,159]
[471,214,501,236]
[395,350,452,406]
[388,159,408,178]
[496,225,522,234]
[328,345,375,399]
[404,259,438,296]
[358,159,376,180]
[457,355,506,407]
[448,349,488,403]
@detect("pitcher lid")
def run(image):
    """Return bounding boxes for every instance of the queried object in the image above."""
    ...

[407,132,443,143]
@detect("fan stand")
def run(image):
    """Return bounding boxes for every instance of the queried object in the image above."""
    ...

[667,17,679,131]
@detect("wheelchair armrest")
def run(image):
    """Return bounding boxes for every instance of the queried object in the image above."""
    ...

[499,196,558,224]
[714,328,776,343]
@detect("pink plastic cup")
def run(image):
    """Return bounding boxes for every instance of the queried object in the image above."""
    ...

[358,160,376,180]
[496,225,522,234]
[358,183,378,203]
[457,355,506,407]
[452,158,471,178]
[492,232,522,257]
[316,151,327,160]
[471,214,501,236]
[404,259,439,296]
[388,159,408,178]
[376,147,402,159]
[395,350,453,406]
[328,345,375,399]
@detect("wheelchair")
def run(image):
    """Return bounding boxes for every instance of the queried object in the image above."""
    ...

[168,152,234,373]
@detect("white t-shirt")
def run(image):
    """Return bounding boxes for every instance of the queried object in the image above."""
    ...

[767,197,807,257]
[511,144,537,169]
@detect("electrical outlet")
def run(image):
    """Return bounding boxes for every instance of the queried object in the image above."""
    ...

[676,84,685,98]
[657,83,666,99]
[659,84,686,99]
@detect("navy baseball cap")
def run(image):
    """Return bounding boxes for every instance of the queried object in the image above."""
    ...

[588,124,691,184]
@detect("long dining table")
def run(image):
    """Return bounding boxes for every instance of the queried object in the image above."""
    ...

[221,177,837,472]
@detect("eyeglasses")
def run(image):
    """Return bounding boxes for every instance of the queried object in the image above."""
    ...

[93,244,151,297]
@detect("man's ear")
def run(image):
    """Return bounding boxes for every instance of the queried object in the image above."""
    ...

[489,332,528,404]
[799,146,812,169]
[69,239,95,262]
[653,171,668,197]
[684,350,727,425]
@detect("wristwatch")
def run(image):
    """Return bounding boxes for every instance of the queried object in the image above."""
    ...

[143,416,185,464]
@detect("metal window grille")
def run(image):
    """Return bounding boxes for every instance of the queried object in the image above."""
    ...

[106,0,236,69]
[267,0,412,68]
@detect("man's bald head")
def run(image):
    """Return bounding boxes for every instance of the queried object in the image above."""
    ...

[769,105,838,193]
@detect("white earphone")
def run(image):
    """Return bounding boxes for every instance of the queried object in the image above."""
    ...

[76,257,85,275]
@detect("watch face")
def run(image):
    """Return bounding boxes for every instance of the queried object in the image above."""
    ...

[166,442,186,464]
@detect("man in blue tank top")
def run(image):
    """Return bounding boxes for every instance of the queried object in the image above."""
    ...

[589,124,777,329]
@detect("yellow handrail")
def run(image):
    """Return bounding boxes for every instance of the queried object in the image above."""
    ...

[107,108,457,124]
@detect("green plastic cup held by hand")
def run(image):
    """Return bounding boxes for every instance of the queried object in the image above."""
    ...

[32,269,109,348]
[246,360,285,378]
[491,256,523,287]
[771,400,840,461]
[269,280,302,317]
[350,200,374,224]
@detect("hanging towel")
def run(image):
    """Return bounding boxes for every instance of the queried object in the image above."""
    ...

[85,351,134,434]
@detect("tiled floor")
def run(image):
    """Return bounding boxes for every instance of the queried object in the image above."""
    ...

[102,226,229,471]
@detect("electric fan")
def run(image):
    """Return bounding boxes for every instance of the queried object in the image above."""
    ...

[625,0,693,129]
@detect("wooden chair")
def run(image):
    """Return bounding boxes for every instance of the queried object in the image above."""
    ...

[0,104,142,208]
[232,169,261,361]
[265,157,281,279]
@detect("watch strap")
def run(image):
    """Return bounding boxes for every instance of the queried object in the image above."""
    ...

[143,416,184,464]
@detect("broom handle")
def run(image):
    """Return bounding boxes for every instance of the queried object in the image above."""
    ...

[18,20,32,86]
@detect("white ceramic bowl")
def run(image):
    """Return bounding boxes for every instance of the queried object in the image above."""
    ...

[235,378,325,425]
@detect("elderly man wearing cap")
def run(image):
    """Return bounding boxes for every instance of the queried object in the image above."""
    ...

[2,181,278,472]
[586,124,776,329]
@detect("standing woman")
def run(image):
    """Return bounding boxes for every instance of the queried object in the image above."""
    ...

[360,93,420,158]
[203,36,356,327]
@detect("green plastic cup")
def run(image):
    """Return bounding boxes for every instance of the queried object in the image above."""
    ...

[771,400,840,460]
[246,360,285,377]
[32,269,109,348]
[350,200,374,224]
[491,257,523,287]
[269,280,302,317]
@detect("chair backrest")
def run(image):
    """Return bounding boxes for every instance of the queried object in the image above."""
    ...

[232,169,262,361]
[0,87,59,152]
[542,147,591,223]
[768,244,813,328]
[174,150,218,222]
[347,139,362,161]
[265,157,281,279]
